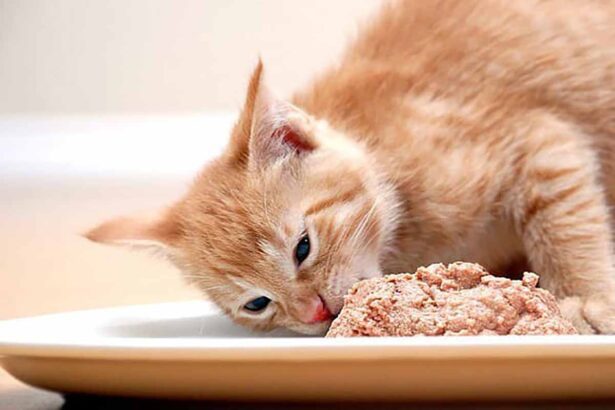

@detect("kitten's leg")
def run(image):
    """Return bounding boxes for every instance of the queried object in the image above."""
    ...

[512,116,615,334]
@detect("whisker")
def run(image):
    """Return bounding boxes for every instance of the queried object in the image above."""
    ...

[344,200,380,266]
[349,199,378,249]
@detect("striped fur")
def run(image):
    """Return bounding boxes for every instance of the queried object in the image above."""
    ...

[87,0,615,334]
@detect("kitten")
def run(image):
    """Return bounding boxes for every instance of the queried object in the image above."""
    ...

[86,0,615,335]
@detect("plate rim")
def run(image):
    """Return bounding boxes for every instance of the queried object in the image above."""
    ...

[2,300,615,362]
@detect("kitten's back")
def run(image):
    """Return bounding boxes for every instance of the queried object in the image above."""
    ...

[299,0,615,137]
[295,0,615,202]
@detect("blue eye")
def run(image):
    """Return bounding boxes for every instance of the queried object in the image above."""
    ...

[295,234,310,265]
[244,296,271,312]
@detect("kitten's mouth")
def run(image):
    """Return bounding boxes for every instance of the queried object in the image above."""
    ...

[315,294,335,322]
[320,294,341,318]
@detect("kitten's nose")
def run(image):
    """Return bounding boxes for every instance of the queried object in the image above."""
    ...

[301,295,332,324]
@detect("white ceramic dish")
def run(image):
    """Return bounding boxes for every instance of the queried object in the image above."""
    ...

[1,301,615,401]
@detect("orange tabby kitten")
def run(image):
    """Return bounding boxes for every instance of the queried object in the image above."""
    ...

[87,0,615,335]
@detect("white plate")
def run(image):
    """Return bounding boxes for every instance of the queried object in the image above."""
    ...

[1,301,615,401]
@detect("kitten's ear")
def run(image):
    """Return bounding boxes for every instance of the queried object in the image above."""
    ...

[227,61,317,169]
[83,210,179,252]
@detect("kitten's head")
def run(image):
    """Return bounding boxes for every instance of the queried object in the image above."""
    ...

[86,63,399,334]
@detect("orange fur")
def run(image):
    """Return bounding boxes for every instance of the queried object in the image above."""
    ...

[87,0,615,334]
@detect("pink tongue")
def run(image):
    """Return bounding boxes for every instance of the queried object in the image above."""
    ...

[311,302,332,323]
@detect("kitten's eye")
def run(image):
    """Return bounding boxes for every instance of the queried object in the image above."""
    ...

[295,234,310,265]
[243,296,271,312]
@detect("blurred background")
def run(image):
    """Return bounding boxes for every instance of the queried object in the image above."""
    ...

[0,0,380,319]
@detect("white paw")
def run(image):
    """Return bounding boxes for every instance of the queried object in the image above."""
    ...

[582,294,615,334]
[558,296,595,335]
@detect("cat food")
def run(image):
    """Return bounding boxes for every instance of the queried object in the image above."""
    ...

[326,262,577,337]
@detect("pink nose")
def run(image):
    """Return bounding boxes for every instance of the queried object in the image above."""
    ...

[303,296,332,324]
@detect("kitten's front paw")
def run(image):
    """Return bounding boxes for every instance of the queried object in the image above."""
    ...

[582,294,615,334]
[558,296,595,335]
